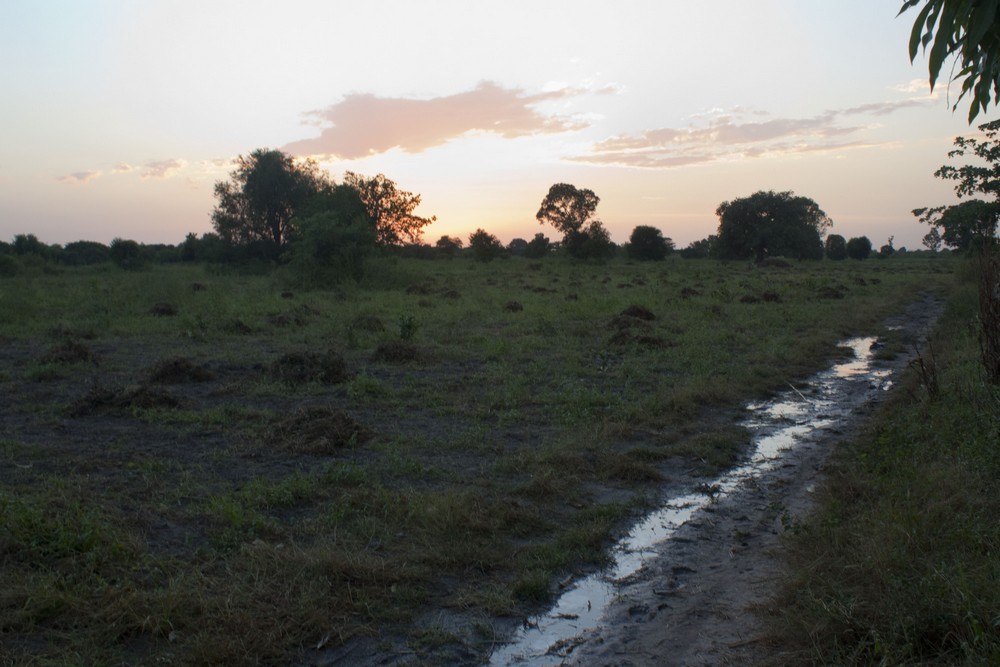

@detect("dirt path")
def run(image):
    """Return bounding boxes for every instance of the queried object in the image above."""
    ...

[549,295,945,667]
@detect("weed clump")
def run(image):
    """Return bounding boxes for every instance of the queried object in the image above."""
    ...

[270,350,351,385]
[71,384,180,416]
[816,286,846,299]
[620,304,656,320]
[350,315,385,333]
[41,339,95,365]
[266,406,373,454]
[371,341,422,364]
[503,301,524,312]
[150,302,178,316]
[148,357,216,384]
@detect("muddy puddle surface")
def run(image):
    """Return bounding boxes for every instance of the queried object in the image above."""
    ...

[489,336,897,666]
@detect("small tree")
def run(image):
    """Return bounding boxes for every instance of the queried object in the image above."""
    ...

[846,236,873,260]
[680,236,716,259]
[922,226,944,252]
[507,238,528,256]
[285,212,376,285]
[879,236,896,258]
[825,234,848,260]
[468,228,505,263]
[627,225,674,261]
[434,235,463,258]
[524,233,551,259]
[344,172,435,247]
[110,238,143,270]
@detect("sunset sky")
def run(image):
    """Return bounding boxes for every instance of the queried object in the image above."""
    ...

[0,1,988,250]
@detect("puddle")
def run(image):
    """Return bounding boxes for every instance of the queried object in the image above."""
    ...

[489,337,892,666]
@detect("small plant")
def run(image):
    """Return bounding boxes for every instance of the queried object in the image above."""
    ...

[398,314,419,341]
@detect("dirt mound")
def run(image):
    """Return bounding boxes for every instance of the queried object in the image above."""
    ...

[270,350,351,385]
[150,302,178,316]
[350,315,385,333]
[41,339,95,365]
[503,301,524,312]
[371,341,422,364]
[148,357,215,384]
[266,406,373,454]
[71,384,180,416]
[817,286,847,299]
[621,305,656,320]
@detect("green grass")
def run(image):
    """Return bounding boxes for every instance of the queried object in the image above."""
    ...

[767,274,1000,664]
[0,252,963,664]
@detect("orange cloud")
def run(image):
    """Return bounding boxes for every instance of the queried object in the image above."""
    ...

[56,170,101,185]
[284,81,590,159]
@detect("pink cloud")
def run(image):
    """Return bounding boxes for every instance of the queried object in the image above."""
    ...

[572,100,920,169]
[283,81,590,159]
[56,170,101,185]
[140,159,186,180]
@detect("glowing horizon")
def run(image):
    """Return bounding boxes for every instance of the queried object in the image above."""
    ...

[0,1,985,251]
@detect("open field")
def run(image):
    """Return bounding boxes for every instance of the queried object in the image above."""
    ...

[0,254,959,665]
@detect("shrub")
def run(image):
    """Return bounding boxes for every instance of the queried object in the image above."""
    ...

[627,225,674,261]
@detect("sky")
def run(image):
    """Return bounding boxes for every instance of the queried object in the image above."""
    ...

[0,0,990,250]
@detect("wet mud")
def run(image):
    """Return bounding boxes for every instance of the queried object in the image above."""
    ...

[489,294,944,667]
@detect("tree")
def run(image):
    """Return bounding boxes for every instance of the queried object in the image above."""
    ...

[212,149,327,253]
[680,236,716,259]
[524,232,551,259]
[434,235,463,258]
[825,234,848,260]
[922,226,944,251]
[343,172,435,246]
[468,228,505,262]
[536,183,615,259]
[507,238,528,256]
[879,236,897,258]
[285,212,376,285]
[627,225,674,261]
[899,0,1000,122]
[913,119,1000,251]
[110,238,143,270]
[536,183,600,235]
[846,236,873,260]
[715,190,831,262]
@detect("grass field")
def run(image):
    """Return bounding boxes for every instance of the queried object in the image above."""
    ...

[0,253,960,665]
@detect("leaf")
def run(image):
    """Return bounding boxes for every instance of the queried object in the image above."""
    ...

[908,1,938,61]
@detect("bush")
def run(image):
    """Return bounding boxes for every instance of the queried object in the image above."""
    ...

[285,212,376,286]
[524,233,551,259]
[846,236,873,260]
[110,238,144,270]
[824,234,847,260]
[627,225,674,261]
[468,228,505,262]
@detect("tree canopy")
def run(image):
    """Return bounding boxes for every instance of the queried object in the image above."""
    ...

[343,172,435,247]
[212,149,327,252]
[899,0,1000,122]
[536,183,600,235]
[913,118,1000,251]
[847,236,873,260]
[714,190,831,262]
[627,225,674,261]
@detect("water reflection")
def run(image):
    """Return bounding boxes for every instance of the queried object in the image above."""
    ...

[489,337,889,666]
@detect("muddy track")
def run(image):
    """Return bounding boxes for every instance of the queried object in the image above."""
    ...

[499,294,945,667]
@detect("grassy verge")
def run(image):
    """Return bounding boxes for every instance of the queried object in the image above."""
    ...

[0,253,960,664]
[768,266,1000,664]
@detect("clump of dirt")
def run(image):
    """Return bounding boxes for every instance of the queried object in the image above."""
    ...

[148,357,215,384]
[406,283,432,295]
[504,301,524,312]
[371,341,422,364]
[266,305,318,328]
[266,406,373,454]
[817,286,847,299]
[680,287,700,299]
[740,295,761,304]
[350,315,385,333]
[41,339,95,365]
[71,384,180,416]
[150,303,178,317]
[192,282,208,291]
[621,305,656,321]
[440,289,461,300]
[762,291,782,303]
[609,331,674,348]
[565,293,579,301]
[47,324,96,340]
[269,350,351,385]
[220,319,253,335]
